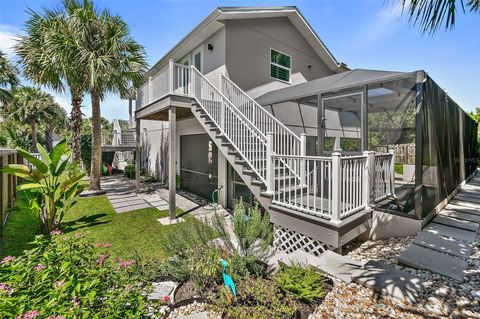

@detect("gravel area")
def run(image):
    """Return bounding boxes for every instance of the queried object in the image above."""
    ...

[312,234,480,319]
[167,302,221,319]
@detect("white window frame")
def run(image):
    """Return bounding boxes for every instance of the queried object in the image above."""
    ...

[270,48,292,84]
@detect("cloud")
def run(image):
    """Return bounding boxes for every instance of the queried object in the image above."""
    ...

[0,24,22,56]
[353,3,404,49]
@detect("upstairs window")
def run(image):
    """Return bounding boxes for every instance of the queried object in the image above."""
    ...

[271,49,291,83]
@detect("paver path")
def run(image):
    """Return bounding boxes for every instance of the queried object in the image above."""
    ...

[398,174,480,282]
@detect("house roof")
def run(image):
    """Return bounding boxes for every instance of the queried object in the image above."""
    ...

[255,69,416,105]
[146,6,345,76]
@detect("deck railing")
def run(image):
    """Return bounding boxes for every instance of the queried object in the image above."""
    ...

[271,151,395,222]
[102,131,136,147]
[220,75,301,158]
[135,61,396,222]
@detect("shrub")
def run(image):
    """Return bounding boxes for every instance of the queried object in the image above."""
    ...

[273,264,327,303]
[124,162,135,179]
[0,235,148,318]
[80,134,92,173]
[212,201,274,261]
[1,140,86,234]
[207,276,296,319]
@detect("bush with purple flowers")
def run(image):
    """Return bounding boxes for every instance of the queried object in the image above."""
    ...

[0,234,148,318]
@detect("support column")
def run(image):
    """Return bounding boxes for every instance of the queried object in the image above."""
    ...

[414,71,426,220]
[168,106,177,220]
[135,118,141,193]
[317,93,325,156]
[331,152,342,223]
[361,84,368,151]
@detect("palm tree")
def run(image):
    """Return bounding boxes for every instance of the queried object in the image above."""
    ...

[15,1,86,162]
[0,50,19,105]
[401,0,480,33]
[68,1,147,190]
[44,102,68,151]
[3,87,54,151]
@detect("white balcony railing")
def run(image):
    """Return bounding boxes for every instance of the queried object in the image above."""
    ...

[102,131,136,147]
[135,61,396,222]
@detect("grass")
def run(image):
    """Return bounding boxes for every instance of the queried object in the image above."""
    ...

[395,163,404,175]
[1,195,196,260]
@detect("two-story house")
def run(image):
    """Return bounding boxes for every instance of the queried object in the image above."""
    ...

[132,6,477,252]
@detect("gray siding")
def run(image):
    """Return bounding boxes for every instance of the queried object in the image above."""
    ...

[225,17,335,98]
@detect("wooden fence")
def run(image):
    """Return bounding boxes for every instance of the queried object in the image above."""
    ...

[375,143,415,164]
[0,149,20,228]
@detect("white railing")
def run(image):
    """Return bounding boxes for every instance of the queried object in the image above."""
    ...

[102,132,136,147]
[373,153,395,202]
[221,75,301,158]
[339,155,367,218]
[137,62,191,110]
[191,67,269,184]
[271,151,395,222]
[271,154,333,220]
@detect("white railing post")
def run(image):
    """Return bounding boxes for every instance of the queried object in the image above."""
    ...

[266,132,274,194]
[300,133,307,186]
[220,100,225,130]
[331,152,342,222]
[168,59,174,93]
[219,73,224,94]
[363,151,375,207]
[389,150,396,197]
[190,66,195,98]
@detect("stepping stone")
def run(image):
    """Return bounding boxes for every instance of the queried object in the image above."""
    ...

[148,281,178,301]
[453,195,480,205]
[424,222,476,242]
[111,199,146,208]
[116,203,151,213]
[457,191,480,199]
[146,199,167,205]
[352,260,425,303]
[178,312,208,319]
[440,209,480,223]
[445,204,480,216]
[412,232,473,258]
[449,199,480,210]
[398,244,468,282]
[108,193,137,200]
[433,215,479,232]
[310,250,365,283]
[109,196,139,204]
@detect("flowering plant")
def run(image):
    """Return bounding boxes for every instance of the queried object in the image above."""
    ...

[0,235,147,318]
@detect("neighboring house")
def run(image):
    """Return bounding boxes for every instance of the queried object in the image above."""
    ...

[133,6,477,252]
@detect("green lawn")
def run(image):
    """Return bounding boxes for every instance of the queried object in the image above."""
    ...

[1,195,193,260]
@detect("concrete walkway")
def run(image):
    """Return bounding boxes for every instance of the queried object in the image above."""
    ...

[398,175,480,282]
[101,175,229,218]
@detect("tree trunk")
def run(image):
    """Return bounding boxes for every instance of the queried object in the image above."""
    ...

[89,90,102,190]
[45,124,53,151]
[70,89,83,162]
[31,119,38,152]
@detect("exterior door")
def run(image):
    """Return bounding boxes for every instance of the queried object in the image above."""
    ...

[180,134,218,200]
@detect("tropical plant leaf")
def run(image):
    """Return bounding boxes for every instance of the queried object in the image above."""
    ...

[61,172,86,189]
[18,183,46,190]
[36,143,52,166]
[50,139,67,169]
[16,148,49,173]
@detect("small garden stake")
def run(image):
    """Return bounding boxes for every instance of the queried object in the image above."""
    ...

[219,259,236,304]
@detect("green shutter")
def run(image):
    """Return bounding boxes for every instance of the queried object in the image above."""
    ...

[271,65,290,82]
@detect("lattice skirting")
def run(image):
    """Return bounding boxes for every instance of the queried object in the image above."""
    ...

[273,225,330,257]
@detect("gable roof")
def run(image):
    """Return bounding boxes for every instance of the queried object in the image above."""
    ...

[147,6,345,76]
